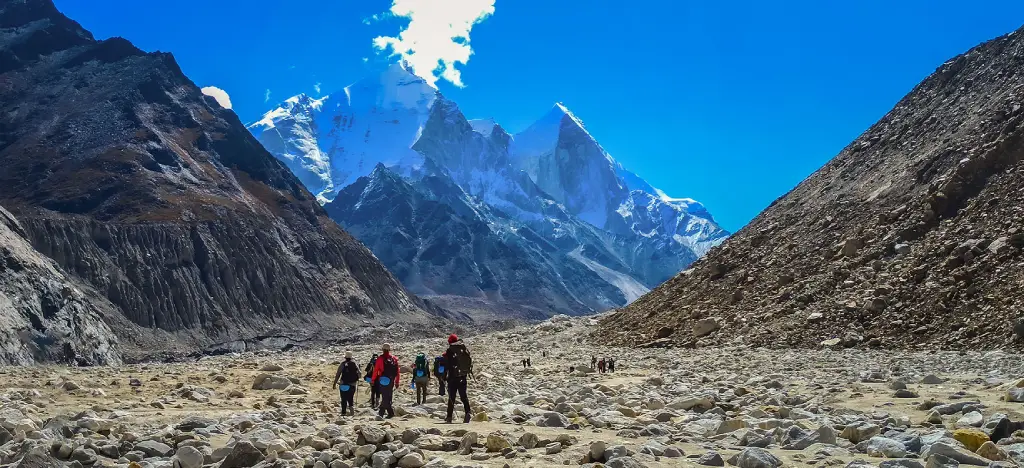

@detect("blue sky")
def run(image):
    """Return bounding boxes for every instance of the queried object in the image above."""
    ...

[55,0,1024,232]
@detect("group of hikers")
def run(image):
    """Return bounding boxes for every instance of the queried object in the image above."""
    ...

[331,334,473,423]
[592,355,616,373]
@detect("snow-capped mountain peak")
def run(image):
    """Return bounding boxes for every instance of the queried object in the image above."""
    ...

[468,118,497,136]
[249,68,729,317]
[247,63,440,202]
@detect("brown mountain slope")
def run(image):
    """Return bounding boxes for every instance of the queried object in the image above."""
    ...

[595,26,1024,350]
[0,0,449,362]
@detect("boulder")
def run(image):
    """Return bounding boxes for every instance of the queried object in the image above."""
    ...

[362,425,388,445]
[727,448,783,468]
[952,429,989,452]
[173,447,204,468]
[485,431,513,452]
[135,440,174,458]
[252,374,291,390]
[698,451,725,466]
[397,453,424,468]
[692,319,721,337]
[976,441,1006,461]
[867,437,909,458]
[220,442,264,468]
[923,442,990,466]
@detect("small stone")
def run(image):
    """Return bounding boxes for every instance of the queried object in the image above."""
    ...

[921,375,945,384]
[544,443,562,455]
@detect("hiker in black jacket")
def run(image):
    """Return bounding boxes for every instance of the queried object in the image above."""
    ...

[332,351,360,415]
[443,334,472,423]
[433,355,447,396]
[364,353,380,409]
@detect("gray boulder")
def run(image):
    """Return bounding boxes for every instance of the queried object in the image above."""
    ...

[727,448,783,468]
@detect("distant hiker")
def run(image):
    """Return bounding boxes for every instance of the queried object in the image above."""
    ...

[598,358,606,373]
[543,351,547,358]
[443,334,472,423]
[433,354,447,396]
[591,356,597,369]
[521,358,527,369]
[372,344,400,419]
[332,351,359,416]
[527,357,531,367]
[608,357,615,373]
[365,353,380,409]
[413,352,430,405]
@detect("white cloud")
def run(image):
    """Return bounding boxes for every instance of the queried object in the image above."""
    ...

[201,86,232,109]
[314,82,322,95]
[372,0,495,87]
[264,89,271,103]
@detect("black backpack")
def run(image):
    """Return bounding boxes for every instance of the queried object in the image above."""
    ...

[448,344,472,378]
[381,355,399,381]
[341,360,359,384]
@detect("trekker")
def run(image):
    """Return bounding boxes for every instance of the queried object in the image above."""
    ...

[433,354,447,396]
[443,334,472,423]
[364,353,380,408]
[372,344,400,419]
[608,357,615,373]
[413,352,430,405]
[332,351,360,415]
[598,358,606,373]
[527,357,531,367]
[591,356,597,369]
[521,358,527,369]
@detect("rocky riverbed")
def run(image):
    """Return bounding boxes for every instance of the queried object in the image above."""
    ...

[3,315,1024,468]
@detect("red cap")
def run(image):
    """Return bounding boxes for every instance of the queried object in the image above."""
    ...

[448,334,459,344]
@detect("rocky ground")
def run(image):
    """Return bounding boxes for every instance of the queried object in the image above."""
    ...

[2,315,1024,468]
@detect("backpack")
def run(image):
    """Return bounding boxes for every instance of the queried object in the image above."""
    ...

[433,356,445,376]
[447,344,472,378]
[414,354,428,379]
[380,355,399,384]
[341,360,359,384]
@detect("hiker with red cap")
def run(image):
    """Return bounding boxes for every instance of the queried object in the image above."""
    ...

[442,333,473,423]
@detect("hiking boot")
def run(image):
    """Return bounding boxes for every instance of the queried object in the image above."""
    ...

[463,414,471,423]
[444,417,453,424]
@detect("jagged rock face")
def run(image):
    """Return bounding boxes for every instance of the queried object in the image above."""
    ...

[511,104,729,258]
[596,26,1024,350]
[325,164,630,318]
[0,206,120,365]
[0,0,438,362]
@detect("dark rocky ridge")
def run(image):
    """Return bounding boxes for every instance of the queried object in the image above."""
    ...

[325,163,627,319]
[0,0,446,363]
[596,25,1024,350]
